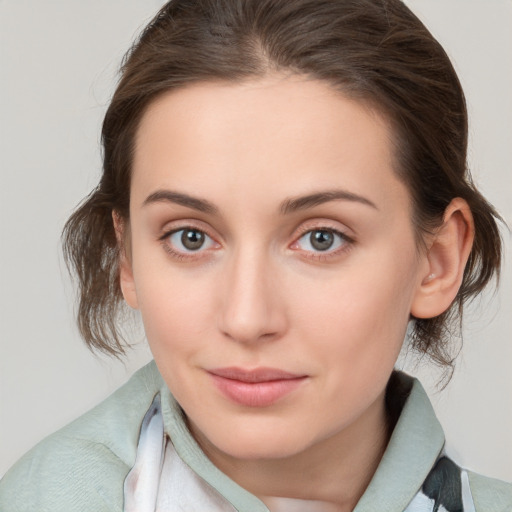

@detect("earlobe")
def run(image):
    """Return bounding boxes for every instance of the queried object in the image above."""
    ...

[112,211,139,310]
[411,198,475,319]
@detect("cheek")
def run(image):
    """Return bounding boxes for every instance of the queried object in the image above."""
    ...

[288,256,416,430]
[134,265,217,355]
[293,250,418,367]
[135,273,219,408]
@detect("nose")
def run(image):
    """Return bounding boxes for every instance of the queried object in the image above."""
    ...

[217,247,287,344]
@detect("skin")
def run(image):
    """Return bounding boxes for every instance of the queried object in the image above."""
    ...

[117,75,474,510]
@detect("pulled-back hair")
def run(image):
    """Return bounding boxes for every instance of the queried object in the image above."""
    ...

[63,0,502,369]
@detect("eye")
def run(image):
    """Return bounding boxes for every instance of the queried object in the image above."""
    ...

[166,228,216,253]
[294,229,348,253]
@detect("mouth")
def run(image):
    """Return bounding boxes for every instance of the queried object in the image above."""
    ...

[207,367,308,407]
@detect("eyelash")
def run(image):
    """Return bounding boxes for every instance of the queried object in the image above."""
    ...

[158,224,354,262]
[159,226,219,261]
[290,226,354,261]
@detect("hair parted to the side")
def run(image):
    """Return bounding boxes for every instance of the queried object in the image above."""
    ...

[62,0,502,368]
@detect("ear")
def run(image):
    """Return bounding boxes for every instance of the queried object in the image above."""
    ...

[112,211,139,310]
[411,198,475,319]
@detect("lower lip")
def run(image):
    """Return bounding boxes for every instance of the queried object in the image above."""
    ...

[210,374,307,407]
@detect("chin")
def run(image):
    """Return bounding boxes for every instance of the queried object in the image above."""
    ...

[204,425,315,461]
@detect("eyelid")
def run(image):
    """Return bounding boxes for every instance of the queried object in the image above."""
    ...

[158,219,219,242]
[289,221,355,260]
[293,219,354,241]
[291,228,349,250]
[170,228,216,249]
[158,221,221,260]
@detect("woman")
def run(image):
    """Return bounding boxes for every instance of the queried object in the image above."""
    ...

[0,0,510,510]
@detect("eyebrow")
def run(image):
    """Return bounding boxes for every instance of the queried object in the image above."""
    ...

[142,190,218,214]
[142,188,377,215]
[280,190,378,214]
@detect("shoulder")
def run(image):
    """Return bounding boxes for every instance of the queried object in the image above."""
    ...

[467,471,512,512]
[0,361,164,512]
[0,434,128,512]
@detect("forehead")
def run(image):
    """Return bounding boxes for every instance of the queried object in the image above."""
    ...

[131,75,408,215]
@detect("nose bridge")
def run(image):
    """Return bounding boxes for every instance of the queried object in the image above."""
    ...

[218,243,284,344]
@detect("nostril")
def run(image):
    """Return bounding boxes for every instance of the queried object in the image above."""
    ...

[218,309,285,345]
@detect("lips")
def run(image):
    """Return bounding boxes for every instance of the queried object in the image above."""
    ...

[208,367,308,407]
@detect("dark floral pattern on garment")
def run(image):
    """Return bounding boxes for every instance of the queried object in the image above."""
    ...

[423,457,463,511]
[404,455,476,512]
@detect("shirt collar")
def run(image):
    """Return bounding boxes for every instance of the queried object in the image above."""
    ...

[354,372,445,511]
[159,370,444,512]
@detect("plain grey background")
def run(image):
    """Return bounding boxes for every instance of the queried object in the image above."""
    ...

[1,0,511,481]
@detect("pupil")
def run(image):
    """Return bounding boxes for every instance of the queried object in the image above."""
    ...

[310,230,334,251]
[182,229,205,250]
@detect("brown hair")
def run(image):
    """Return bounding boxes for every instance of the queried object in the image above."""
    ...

[63,0,502,368]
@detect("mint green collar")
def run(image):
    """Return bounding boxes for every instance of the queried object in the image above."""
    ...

[354,374,444,511]
[159,370,444,512]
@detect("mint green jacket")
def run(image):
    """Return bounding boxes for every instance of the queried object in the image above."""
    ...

[1,361,510,511]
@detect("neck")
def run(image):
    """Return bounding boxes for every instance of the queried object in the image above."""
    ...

[195,390,391,511]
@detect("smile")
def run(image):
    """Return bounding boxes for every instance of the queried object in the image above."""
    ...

[208,367,308,407]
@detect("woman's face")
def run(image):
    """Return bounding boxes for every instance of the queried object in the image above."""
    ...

[123,75,429,460]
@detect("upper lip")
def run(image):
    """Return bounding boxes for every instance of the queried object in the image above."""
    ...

[208,367,306,383]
